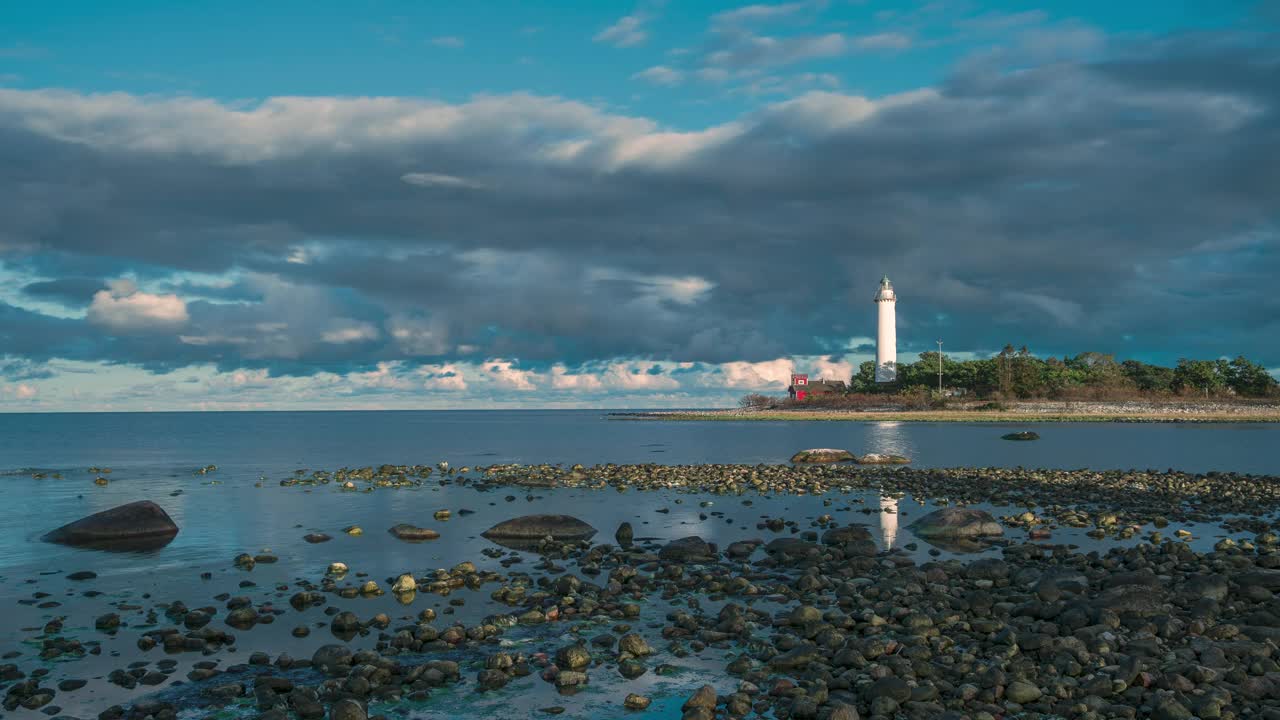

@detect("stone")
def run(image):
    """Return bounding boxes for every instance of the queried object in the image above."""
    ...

[1001,432,1040,441]
[311,645,353,675]
[908,507,1003,538]
[624,694,651,710]
[659,536,717,563]
[821,525,873,546]
[1005,680,1042,704]
[481,515,597,542]
[615,522,634,549]
[388,524,440,541]
[855,453,911,464]
[618,633,653,657]
[790,449,855,464]
[555,644,591,671]
[392,574,416,593]
[42,501,179,550]
[329,699,367,720]
[303,533,332,544]
[683,685,717,710]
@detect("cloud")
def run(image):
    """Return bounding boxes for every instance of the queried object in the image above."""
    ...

[0,30,1277,393]
[719,359,795,389]
[321,321,380,344]
[401,172,485,189]
[852,32,912,51]
[712,2,824,28]
[485,360,539,390]
[551,365,605,390]
[595,11,654,48]
[419,363,467,390]
[430,36,464,48]
[632,65,684,86]
[87,279,189,333]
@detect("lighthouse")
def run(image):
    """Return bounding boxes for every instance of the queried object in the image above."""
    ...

[874,275,897,382]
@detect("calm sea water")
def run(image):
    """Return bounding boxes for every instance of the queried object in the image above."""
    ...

[1,411,1277,717]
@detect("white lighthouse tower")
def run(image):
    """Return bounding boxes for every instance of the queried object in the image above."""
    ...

[874,275,897,382]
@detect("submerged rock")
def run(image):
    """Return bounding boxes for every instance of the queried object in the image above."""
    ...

[615,522,634,549]
[908,507,1003,539]
[790,448,855,464]
[388,524,440,541]
[481,515,597,542]
[658,536,717,563]
[1001,431,1041,441]
[855,453,911,465]
[42,501,179,550]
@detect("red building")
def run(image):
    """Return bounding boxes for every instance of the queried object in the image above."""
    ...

[788,374,846,401]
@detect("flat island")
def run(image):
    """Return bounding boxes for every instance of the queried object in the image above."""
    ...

[615,400,1280,423]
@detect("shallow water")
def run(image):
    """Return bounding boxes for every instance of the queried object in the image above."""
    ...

[2,411,1278,717]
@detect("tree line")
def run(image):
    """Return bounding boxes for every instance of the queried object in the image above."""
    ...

[844,347,1278,399]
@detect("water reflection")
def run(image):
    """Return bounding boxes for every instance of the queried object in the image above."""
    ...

[864,421,913,458]
[879,495,899,549]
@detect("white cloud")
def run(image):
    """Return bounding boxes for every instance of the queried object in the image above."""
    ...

[719,358,795,389]
[486,360,539,390]
[551,365,605,390]
[401,172,485,189]
[712,1,822,28]
[388,315,450,355]
[15,383,37,400]
[430,36,464,48]
[87,279,189,332]
[595,13,652,48]
[321,322,379,344]
[603,362,679,390]
[419,364,468,391]
[632,65,684,87]
[852,32,912,51]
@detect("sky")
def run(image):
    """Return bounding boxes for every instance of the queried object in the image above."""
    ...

[1,0,1278,411]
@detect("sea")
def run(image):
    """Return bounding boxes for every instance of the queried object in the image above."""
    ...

[2,411,1278,718]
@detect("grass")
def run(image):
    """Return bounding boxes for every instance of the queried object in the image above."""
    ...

[616,409,1280,423]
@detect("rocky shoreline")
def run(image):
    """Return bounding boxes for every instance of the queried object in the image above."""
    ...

[6,462,1280,720]
[612,400,1280,423]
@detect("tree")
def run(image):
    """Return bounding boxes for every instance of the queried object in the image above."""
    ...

[1224,355,1279,397]
[1173,359,1225,397]
[848,361,878,393]
[1121,360,1175,393]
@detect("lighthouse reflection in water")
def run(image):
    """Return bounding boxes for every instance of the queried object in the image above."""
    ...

[866,421,909,550]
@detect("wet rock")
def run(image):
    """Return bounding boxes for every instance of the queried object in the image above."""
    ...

[481,515,597,542]
[855,453,911,464]
[624,693,651,710]
[1005,680,1042,704]
[331,612,361,634]
[1001,431,1040,441]
[790,449,855,464]
[908,507,1003,538]
[329,699,367,720]
[555,644,591,671]
[618,633,653,657]
[66,571,97,581]
[392,574,416,593]
[388,524,440,541]
[311,645,353,675]
[615,522,634,549]
[303,533,332,544]
[42,501,179,550]
[659,536,717,563]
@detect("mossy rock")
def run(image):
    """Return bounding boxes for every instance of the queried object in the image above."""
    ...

[790,449,855,464]
[1001,431,1040,441]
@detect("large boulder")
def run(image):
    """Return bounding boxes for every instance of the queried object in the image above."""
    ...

[658,536,717,563]
[908,507,1003,539]
[43,501,179,550]
[855,453,911,465]
[482,515,597,543]
[790,449,855,464]
[388,524,440,541]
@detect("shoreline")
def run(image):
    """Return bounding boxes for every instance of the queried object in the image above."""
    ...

[612,400,1280,423]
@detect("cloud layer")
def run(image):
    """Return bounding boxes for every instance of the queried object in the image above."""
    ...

[1,28,1278,408]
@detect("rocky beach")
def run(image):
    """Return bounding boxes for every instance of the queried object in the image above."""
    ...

[5,454,1280,720]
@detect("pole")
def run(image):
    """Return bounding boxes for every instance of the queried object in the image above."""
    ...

[936,339,943,394]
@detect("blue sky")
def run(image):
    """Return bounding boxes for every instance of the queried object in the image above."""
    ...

[0,0,1277,410]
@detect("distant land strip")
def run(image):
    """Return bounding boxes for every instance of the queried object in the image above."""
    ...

[612,401,1280,423]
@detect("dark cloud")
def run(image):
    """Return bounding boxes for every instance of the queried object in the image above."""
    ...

[0,31,1278,379]
[21,277,103,306]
